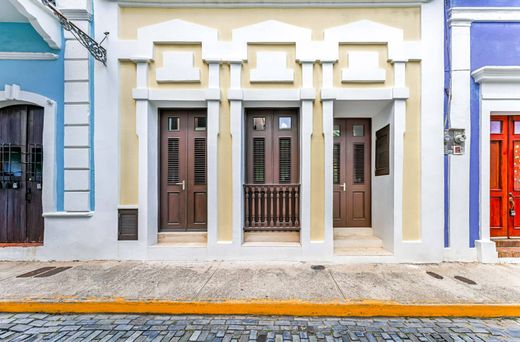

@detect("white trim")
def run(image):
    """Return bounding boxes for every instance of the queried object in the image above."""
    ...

[0,84,58,220]
[43,211,94,218]
[0,52,59,60]
[472,67,520,84]
[7,0,62,49]
[450,7,520,25]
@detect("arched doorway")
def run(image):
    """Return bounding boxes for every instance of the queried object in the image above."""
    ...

[0,105,44,243]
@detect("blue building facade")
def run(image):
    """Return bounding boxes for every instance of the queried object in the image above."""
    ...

[446,0,520,262]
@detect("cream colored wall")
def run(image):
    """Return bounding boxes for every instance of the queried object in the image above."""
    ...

[403,62,421,241]
[119,62,138,205]
[118,6,422,242]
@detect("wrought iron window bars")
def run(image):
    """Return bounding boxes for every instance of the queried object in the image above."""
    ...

[41,0,107,65]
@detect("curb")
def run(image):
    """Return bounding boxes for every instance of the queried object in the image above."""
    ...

[1,300,520,317]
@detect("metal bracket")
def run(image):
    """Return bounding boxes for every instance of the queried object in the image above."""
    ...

[41,0,107,65]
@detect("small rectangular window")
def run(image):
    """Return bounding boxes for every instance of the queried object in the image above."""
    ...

[515,121,520,135]
[375,125,390,176]
[279,117,292,130]
[168,117,179,131]
[491,121,502,134]
[194,117,207,131]
[333,125,341,137]
[253,117,266,131]
[353,124,364,137]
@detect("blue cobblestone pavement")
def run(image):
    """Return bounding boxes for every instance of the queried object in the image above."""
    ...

[1,314,520,341]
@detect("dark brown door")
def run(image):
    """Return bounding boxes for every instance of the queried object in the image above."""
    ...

[333,118,371,227]
[490,116,520,238]
[160,110,207,231]
[0,105,44,243]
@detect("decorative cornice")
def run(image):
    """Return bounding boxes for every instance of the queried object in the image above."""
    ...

[450,7,520,26]
[114,0,433,8]
[472,66,520,84]
[0,52,58,60]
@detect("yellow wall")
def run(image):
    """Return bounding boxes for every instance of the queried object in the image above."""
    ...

[119,62,138,205]
[118,6,422,242]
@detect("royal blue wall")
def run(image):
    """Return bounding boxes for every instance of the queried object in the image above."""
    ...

[0,23,65,211]
[452,0,520,6]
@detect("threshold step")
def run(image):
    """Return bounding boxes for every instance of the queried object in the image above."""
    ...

[158,232,207,244]
[497,247,520,258]
[494,239,520,248]
[334,236,383,248]
[334,228,373,238]
[334,247,393,256]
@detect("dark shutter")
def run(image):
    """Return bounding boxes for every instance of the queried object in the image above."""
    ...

[279,138,291,183]
[118,209,138,240]
[167,138,179,184]
[375,124,390,176]
[253,138,265,183]
[353,143,365,184]
[333,144,340,184]
[194,138,206,185]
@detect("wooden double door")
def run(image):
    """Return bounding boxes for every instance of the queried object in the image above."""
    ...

[333,118,371,227]
[160,110,207,231]
[0,105,44,243]
[490,116,520,238]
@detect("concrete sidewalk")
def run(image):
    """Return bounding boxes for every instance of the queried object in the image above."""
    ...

[1,261,520,316]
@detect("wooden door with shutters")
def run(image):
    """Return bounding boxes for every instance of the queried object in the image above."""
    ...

[160,110,207,231]
[0,105,44,243]
[333,118,371,227]
[244,109,300,230]
[490,116,520,238]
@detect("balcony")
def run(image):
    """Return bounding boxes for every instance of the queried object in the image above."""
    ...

[243,184,300,231]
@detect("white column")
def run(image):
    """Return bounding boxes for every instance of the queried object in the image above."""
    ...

[321,61,335,246]
[206,60,221,245]
[229,61,243,245]
[300,61,314,247]
[393,100,406,246]
[58,0,93,212]
[447,20,472,258]
[131,58,152,244]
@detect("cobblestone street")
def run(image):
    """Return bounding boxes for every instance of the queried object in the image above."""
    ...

[1,314,520,341]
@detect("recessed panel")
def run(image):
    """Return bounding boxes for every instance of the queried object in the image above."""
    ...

[490,197,503,229]
[193,192,207,224]
[490,141,502,191]
[352,191,366,219]
[167,192,182,224]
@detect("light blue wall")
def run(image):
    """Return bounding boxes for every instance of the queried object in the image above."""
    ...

[0,23,65,211]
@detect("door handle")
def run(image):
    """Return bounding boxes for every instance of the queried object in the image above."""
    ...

[176,180,185,191]
[341,183,347,192]
[509,193,516,217]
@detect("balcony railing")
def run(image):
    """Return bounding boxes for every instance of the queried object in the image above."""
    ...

[244,184,300,231]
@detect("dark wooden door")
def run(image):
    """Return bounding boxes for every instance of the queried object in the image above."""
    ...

[0,105,44,243]
[333,118,371,227]
[491,116,520,238]
[246,109,299,185]
[160,110,207,231]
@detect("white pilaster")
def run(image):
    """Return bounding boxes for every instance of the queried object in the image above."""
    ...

[229,61,244,246]
[447,20,472,257]
[58,0,92,212]
[393,100,406,246]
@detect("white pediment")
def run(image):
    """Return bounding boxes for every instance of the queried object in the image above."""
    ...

[137,19,218,44]
[324,20,404,44]
[232,20,311,43]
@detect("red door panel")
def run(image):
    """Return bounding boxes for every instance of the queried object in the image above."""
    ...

[508,117,520,237]
[490,116,508,238]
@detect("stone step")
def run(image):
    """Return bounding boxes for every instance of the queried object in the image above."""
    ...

[334,247,393,256]
[494,239,520,248]
[334,235,383,248]
[158,232,207,244]
[334,228,373,238]
[497,247,520,258]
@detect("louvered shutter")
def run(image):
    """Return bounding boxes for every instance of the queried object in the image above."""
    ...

[253,138,265,183]
[353,143,365,184]
[194,138,206,185]
[333,144,340,184]
[279,138,291,183]
[167,138,179,184]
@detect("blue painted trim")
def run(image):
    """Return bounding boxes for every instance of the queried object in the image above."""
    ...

[469,80,480,248]
[89,7,95,212]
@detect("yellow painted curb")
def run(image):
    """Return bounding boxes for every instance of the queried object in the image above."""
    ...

[1,300,520,317]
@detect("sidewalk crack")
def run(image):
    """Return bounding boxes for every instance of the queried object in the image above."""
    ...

[193,261,221,299]
[328,269,347,301]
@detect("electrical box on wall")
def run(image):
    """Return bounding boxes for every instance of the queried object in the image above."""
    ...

[444,128,466,155]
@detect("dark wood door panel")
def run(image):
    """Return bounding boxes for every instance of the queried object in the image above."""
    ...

[0,105,43,243]
[160,109,207,232]
[333,118,371,228]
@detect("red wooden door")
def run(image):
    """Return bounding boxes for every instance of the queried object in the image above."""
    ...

[160,110,207,231]
[333,118,371,228]
[0,105,44,243]
[490,116,520,238]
